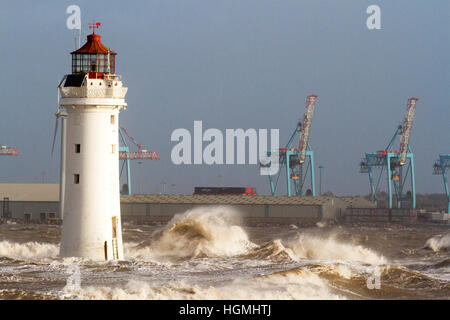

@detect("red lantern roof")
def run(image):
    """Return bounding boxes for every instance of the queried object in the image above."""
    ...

[71,33,117,55]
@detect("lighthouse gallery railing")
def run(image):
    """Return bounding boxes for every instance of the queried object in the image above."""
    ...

[59,87,128,99]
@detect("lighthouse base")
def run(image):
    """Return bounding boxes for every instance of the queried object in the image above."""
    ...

[59,215,124,261]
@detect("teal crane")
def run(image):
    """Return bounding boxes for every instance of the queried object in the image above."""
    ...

[360,98,418,209]
[433,154,450,213]
[262,94,318,196]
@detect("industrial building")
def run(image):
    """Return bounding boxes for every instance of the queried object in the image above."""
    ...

[0,183,375,224]
[0,183,59,222]
[6,183,446,224]
[120,194,356,222]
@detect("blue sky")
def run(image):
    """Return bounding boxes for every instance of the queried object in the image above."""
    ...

[0,0,448,195]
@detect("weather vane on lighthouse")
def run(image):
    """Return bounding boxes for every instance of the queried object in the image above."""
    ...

[88,21,101,33]
[56,23,128,260]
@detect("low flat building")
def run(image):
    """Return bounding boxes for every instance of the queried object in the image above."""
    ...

[121,194,348,222]
[0,183,59,222]
[0,183,373,223]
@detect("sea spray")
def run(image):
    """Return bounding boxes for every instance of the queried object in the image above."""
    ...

[242,239,298,262]
[126,206,255,261]
[0,220,448,300]
[241,235,386,265]
[425,233,450,252]
[0,240,59,261]
[125,205,387,265]
[59,269,343,300]
[285,234,387,265]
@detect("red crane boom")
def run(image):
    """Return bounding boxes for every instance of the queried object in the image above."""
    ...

[298,94,318,164]
[399,97,418,166]
[0,146,19,156]
[119,126,160,160]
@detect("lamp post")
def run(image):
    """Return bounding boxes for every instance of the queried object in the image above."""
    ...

[318,166,323,195]
[138,161,142,194]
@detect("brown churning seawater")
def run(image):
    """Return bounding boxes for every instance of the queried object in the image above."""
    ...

[0,206,449,300]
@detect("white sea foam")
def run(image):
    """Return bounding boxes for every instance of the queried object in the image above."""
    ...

[124,206,386,267]
[241,235,386,266]
[0,206,386,269]
[285,234,387,265]
[61,268,344,300]
[0,240,59,260]
[425,233,450,252]
[127,206,255,261]
[125,228,144,233]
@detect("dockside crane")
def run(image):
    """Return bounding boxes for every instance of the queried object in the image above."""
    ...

[433,154,450,213]
[262,94,318,196]
[360,98,418,209]
[119,126,159,194]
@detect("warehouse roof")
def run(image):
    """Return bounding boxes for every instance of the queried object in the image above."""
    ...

[120,194,346,206]
[0,183,374,208]
[0,183,59,202]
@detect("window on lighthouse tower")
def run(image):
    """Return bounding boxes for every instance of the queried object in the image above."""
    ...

[90,56,97,72]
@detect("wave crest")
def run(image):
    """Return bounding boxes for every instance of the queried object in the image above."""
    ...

[242,239,298,262]
[285,234,387,265]
[0,241,59,261]
[425,233,450,252]
[127,206,255,261]
[61,269,343,300]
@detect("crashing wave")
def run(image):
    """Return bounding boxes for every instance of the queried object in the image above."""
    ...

[285,234,387,265]
[242,239,298,262]
[424,233,450,252]
[126,206,255,261]
[60,268,344,300]
[0,240,59,261]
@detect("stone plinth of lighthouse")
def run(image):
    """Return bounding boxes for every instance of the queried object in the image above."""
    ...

[58,26,127,260]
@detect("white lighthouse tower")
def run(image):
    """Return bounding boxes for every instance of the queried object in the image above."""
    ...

[58,23,127,260]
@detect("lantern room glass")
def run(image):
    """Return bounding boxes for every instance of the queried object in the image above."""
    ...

[72,53,115,74]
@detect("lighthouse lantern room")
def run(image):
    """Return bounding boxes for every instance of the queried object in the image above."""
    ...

[71,23,116,76]
[58,23,127,260]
